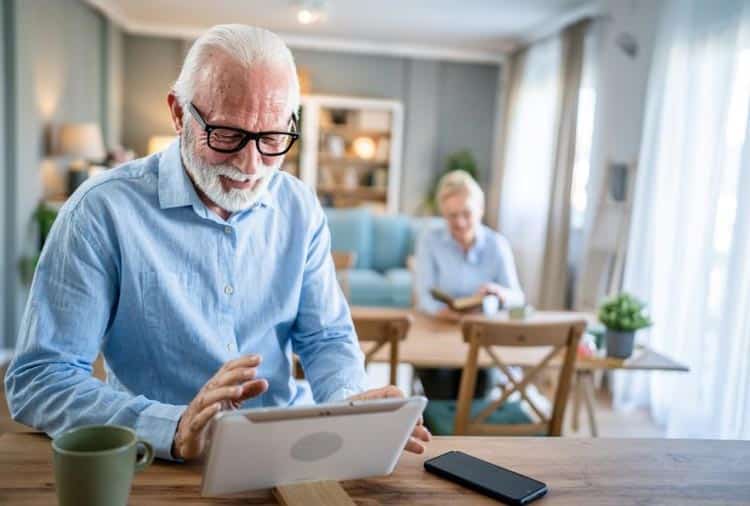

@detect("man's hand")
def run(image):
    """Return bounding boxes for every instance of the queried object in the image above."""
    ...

[348,385,431,454]
[172,354,269,460]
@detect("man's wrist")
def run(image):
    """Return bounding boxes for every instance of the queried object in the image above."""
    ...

[171,416,182,460]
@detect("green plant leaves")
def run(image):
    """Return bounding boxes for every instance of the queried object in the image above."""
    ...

[598,292,653,332]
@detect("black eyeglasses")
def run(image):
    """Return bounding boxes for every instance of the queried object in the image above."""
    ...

[187,102,299,156]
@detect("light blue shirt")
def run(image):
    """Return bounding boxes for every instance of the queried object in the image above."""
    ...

[415,223,524,314]
[4,140,367,460]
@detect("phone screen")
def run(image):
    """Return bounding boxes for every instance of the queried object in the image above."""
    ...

[425,451,547,503]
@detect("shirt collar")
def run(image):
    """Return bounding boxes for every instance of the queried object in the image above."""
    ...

[158,138,200,210]
[158,138,275,214]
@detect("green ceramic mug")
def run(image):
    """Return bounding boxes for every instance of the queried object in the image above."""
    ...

[52,424,154,506]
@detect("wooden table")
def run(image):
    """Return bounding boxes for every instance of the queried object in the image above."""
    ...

[2,432,748,505]
[351,308,689,436]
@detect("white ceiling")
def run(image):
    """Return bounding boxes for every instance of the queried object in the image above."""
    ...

[86,0,600,63]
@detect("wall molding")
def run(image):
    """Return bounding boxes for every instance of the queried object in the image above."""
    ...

[84,0,508,64]
[521,2,604,47]
[2,0,17,349]
[100,11,109,145]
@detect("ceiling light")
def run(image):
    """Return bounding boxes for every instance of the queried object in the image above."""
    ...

[297,9,318,25]
[293,0,327,25]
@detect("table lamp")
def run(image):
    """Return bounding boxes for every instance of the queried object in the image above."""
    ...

[56,122,106,196]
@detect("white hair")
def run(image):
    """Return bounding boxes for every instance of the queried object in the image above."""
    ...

[436,170,484,213]
[173,24,300,114]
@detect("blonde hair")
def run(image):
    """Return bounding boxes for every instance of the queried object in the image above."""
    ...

[436,170,484,213]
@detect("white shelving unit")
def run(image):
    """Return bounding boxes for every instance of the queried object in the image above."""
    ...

[284,94,403,214]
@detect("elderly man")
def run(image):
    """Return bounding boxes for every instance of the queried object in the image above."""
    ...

[5,25,429,461]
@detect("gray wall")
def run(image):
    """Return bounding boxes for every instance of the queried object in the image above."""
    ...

[122,35,183,159]
[1,0,9,349]
[435,61,499,190]
[5,0,109,346]
[402,60,441,215]
[105,17,124,148]
[293,49,409,99]
[122,35,501,215]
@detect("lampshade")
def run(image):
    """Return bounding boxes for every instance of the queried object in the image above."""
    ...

[56,123,106,160]
[148,135,176,155]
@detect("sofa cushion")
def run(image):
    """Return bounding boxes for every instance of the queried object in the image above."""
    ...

[384,268,413,307]
[371,215,412,272]
[347,269,394,307]
[324,208,373,269]
[423,399,533,436]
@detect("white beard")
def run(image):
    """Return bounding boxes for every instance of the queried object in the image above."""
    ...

[180,122,280,213]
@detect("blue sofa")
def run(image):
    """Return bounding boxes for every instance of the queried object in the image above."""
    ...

[324,208,434,307]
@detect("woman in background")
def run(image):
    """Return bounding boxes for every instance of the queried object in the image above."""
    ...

[416,170,524,320]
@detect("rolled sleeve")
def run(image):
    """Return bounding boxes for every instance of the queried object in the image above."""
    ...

[291,204,368,403]
[134,403,186,460]
[5,202,185,461]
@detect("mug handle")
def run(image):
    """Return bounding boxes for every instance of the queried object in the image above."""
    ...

[134,440,154,473]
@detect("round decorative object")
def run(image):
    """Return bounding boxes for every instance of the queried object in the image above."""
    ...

[290,432,343,462]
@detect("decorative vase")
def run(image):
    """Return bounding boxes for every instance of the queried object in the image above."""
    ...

[605,329,636,359]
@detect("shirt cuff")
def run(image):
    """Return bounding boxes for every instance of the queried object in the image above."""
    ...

[134,402,187,461]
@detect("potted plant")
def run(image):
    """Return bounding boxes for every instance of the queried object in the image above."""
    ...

[598,293,653,359]
[19,203,59,285]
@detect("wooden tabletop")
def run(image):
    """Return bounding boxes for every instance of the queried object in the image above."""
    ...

[1,432,748,504]
[352,307,689,372]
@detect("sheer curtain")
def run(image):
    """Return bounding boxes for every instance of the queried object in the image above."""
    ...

[616,0,750,439]
[498,36,563,307]
[497,21,592,309]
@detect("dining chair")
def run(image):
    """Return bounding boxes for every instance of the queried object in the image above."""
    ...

[353,310,412,386]
[424,316,585,436]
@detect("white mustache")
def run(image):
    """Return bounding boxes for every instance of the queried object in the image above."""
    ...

[211,165,257,183]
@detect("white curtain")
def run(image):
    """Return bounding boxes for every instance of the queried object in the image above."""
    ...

[499,36,563,307]
[616,0,750,439]
[498,21,591,309]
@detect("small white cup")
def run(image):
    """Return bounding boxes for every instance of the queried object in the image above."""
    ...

[482,295,500,316]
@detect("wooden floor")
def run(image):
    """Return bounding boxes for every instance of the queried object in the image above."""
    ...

[1,365,663,438]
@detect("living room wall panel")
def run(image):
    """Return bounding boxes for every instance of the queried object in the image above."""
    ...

[293,48,408,100]
[105,18,124,149]
[5,0,107,347]
[401,59,440,214]
[436,61,499,191]
[122,34,183,158]
[1,0,9,349]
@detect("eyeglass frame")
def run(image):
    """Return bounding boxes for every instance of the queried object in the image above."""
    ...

[187,102,300,156]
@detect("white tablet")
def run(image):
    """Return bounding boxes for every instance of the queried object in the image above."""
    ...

[200,396,427,496]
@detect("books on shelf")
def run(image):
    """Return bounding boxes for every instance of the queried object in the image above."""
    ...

[429,289,484,312]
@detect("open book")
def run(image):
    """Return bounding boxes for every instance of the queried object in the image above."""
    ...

[429,288,484,312]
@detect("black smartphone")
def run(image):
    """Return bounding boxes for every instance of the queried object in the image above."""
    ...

[424,450,548,505]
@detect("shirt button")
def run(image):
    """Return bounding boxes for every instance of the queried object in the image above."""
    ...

[224,226,232,234]
[224,285,234,295]
[227,342,233,351]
